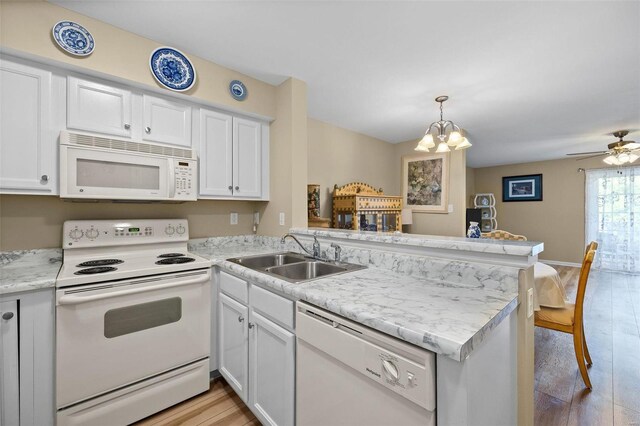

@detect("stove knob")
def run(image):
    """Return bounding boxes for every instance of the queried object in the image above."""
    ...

[165,225,175,235]
[69,229,83,240]
[176,225,186,235]
[86,228,99,239]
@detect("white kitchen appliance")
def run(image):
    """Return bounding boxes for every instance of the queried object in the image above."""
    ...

[56,219,211,426]
[296,302,437,426]
[59,130,197,201]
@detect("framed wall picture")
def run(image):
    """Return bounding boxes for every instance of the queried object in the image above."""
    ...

[402,153,449,213]
[502,174,543,202]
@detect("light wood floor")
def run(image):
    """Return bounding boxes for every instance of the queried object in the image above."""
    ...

[133,379,259,426]
[535,266,640,426]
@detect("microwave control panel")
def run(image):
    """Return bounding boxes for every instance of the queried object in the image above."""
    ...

[173,159,197,200]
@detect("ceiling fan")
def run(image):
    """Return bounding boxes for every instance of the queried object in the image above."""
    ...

[566,130,640,165]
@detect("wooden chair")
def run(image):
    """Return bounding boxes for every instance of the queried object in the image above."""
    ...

[481,230,528,241]
[534,242,598,389]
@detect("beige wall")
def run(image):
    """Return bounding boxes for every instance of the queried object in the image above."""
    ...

[465,167,476,208]
[0,1,276,118]
[472,156,607,264]
[258,78,308,236]
[394,141,467,237]
[307,119,399,219]
[0,195,258,250]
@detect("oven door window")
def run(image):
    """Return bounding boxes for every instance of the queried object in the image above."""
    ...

[104,297,182,338]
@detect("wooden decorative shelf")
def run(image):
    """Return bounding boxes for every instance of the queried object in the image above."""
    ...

[332,182,402,232]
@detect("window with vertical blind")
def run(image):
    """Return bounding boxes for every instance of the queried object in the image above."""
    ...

[586,167,640,273]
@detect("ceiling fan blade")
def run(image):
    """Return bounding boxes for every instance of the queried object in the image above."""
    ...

[566,151,608,156]
[575,153,609,160]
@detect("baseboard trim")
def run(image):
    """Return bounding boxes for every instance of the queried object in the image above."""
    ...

[541,259,581,268]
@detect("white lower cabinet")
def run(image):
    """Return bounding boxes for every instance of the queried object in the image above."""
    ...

[1,300,20,426]
[0,290,55,426]
[218,271,295,426]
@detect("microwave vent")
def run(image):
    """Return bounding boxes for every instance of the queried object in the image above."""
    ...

[62,132,194,159]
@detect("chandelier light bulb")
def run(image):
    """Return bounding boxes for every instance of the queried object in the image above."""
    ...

[421,133,435,148]
[435,141,451,153]
[455,137,472,150]
[447,131,462,145]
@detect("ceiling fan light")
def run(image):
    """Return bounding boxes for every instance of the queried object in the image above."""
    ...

[618,153,630,164]
[455,137,472,150]
[447,130,462,146]
[435,141,451,153]
[626,142,640,150]
[603,155,619,165]
[628,153,639,163]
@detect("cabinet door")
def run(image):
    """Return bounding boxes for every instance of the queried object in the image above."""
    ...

[67,76,132,137]
[0,59,56,193]
[249,310,295,426]
[143,95,192,147]
[233,117,262,198]
[0,300,19,426]
[199,109,233,197]
[219,293,249,402]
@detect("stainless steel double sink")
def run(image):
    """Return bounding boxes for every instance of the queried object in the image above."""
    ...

[227,252,366,283]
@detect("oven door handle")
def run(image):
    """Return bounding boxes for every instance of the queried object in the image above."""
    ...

[58,274,209,305]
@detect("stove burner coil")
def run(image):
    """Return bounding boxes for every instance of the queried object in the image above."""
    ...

[157,253,186,258]
[74,266,118,275]
[155,257,196,265]
[76,259,124,267]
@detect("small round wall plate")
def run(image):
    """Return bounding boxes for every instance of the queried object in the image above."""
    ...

[149,47,196,92]
[52,21,95,56]
[229,80,247,101]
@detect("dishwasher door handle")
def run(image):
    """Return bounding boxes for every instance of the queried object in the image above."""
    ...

[58,275,209,305]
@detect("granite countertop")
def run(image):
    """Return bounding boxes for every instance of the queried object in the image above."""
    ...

[0,249,62,295]
[290,227,544,257]
[190,242,519,362]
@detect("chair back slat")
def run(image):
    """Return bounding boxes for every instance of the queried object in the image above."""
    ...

[574,242,597,326]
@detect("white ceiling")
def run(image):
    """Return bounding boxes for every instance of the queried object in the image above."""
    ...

[52,1,640,167]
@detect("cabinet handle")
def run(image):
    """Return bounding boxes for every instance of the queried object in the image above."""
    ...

[124,123,131,129]
[145,126,151,133]
[248,322,255,329]
[41,175,49,182]
[2,312,14,320]
[235,186,239,191]
[228,186,233,191]
[238,316,244,323]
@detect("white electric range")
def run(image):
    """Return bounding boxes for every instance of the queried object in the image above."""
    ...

[56,219,212,426]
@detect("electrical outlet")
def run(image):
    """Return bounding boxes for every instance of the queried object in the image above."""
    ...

[279,212,285,226]
[448,204,454,213]
[253,212,260,225]
[527,288,534,318]
[230,212,238,225]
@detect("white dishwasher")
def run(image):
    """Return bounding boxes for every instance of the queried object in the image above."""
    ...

[296,302,436,426]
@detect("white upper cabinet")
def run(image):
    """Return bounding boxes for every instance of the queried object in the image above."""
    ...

[142,95,192,147]
[67,76,132,138]
[233,117,262,198]
[198,111,267,200]
[199,109,233,197]
[0,59,57,194]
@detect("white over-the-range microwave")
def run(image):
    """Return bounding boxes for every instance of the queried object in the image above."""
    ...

[60,130,197,201]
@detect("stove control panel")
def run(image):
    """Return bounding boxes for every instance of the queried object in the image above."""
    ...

[63,219,189,248]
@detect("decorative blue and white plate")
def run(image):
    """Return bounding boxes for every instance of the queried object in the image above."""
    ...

[229,80,247,101]
[52,21,95,56]
[149,47,196,92]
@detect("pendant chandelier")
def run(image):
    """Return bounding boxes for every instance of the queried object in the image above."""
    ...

[415,96,471,153]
